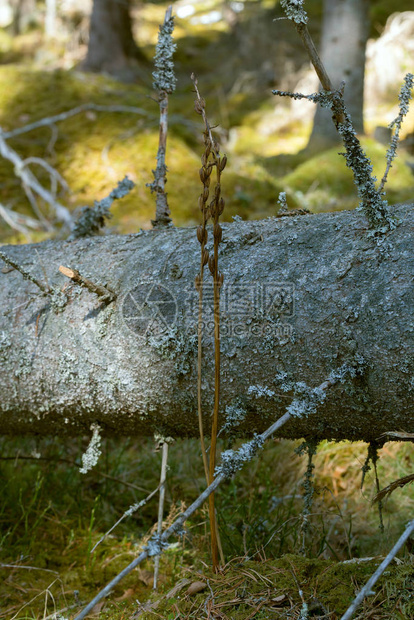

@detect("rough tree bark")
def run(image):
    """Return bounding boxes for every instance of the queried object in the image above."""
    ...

[1,204,413,442]
[82,0,146,81]
[306,0,370,152]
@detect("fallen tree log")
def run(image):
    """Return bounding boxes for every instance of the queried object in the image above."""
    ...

[1,204,413,441]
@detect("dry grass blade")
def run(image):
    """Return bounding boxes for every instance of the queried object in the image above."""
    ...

[379,431,414,442]
[373,472,414,503]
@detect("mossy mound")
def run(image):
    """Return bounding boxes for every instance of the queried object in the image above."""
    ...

[280,138,414,213]
[0,65,286,243]
[136,554,414,619]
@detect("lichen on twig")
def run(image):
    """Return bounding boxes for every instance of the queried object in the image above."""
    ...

[379,73,414,193]
[72,176,135,239]
[275,2,400,234]
[148,5,177,228]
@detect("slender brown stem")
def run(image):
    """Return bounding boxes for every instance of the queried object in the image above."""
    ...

[208,157,223,572]
[153,441,169,589]
[192,73,226,569]
[197,240,209,484]
[295,23,344,126]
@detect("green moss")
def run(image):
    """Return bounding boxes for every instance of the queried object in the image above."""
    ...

[143,554,414,618]
[280,138,414,213]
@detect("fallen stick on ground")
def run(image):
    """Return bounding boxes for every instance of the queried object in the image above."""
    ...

[341,519,414,620]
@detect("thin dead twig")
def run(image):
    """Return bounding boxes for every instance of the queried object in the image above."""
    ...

[373,472,414,503]
[153,440,169,589]
[0,103,153,140]
[341,520,414,620]
[0,133,72,230]
[59,265,116,303]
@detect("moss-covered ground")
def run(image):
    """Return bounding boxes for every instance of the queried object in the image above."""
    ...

[1,1,414,618]
[2,437,414,618]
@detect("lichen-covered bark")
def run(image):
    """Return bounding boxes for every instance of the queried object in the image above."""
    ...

[1,204,413,441]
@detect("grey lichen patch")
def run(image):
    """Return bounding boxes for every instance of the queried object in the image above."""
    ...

[248,385,276,399]
[286,382,327,418]
[219,397,248,439]
[215,434,265,478]
[152,10,177,94]
[0,331,12,362]
[280,0,308,24]
[49,287,68,313]
[79,422,102,474]
[146,324,197,376]
[220,230,264,256]
[94,303,115,339]
[14,350,34,378]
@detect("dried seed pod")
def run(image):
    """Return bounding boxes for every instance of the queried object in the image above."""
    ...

[204,174,211,188]
[218,272,224,287]
[194,99,205,115]
[203,228,208,244]
[195,274,201,290]
[214,184,221,199]
[202,248,209,265]
[214,223,222,244]
[218,197,225,215]
[199,167,206,183]
[208,256,215,275]
[198,195,205,211]
[219,155,227,171]
[203,186,209,201]
[205,143,211,158]
[196,226,204,243]
[201,153,208,167]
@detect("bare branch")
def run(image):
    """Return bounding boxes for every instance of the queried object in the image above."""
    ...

[0,133,73,230]
[59,265,117,303]
[0,249,50,294]
[0,103,154,140]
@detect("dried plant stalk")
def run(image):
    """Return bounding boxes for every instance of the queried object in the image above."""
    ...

[153,440,169,589]
[192,73,226,571]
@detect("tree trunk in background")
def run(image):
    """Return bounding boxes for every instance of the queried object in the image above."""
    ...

[306,0,370,152]
[45,0,56,38]
[10,0,36,35]
[1,204,414,442]
[83,0,146,81]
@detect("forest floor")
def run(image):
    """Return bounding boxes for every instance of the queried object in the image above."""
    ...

[1,1,414,618]
[2,436,414,619]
